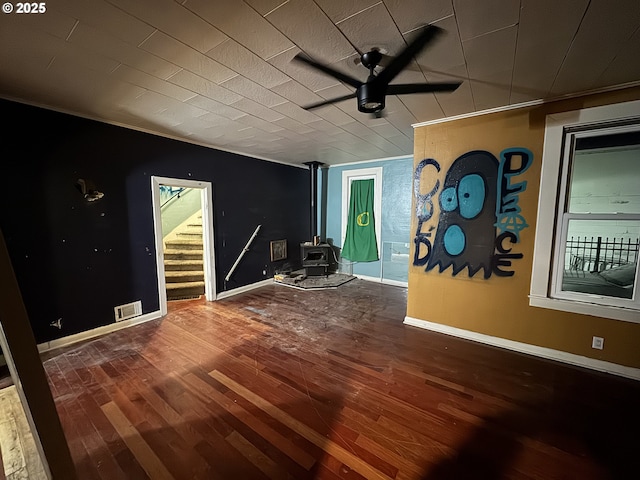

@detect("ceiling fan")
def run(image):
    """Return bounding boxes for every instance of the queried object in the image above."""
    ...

[293,25,462,116]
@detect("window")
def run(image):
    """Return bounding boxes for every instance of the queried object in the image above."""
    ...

[530,100,640,322]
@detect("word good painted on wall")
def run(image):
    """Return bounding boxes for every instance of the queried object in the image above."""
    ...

[413,148,533,278]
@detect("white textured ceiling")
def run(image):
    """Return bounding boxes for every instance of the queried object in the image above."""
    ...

[1,0,639,166]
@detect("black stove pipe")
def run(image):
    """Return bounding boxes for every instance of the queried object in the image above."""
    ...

[304,161,323,240]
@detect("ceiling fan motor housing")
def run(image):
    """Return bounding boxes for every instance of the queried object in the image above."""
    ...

[358,82,386,113]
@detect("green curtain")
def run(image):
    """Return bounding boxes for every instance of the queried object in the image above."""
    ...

[341,179,379,262]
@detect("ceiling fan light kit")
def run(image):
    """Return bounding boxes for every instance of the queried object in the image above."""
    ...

[293,25,462,116]
[358,83,385,113]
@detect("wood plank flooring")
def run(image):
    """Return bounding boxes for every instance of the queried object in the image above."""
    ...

[41,280,640,479]
[0,386,47,479]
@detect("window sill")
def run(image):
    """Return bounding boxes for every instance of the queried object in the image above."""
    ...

[529,295,639,323]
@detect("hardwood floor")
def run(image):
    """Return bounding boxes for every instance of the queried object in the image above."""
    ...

[42,280,639,479]
[0,385,47,479]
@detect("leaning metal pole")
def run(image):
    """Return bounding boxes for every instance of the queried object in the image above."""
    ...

[225,224,261,282]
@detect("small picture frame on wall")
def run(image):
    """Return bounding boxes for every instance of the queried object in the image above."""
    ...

[270,239,287,262]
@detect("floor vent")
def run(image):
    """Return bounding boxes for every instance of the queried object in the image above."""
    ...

[114,300,142,322]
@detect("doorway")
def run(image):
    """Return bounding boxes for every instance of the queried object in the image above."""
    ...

[151,176,216,315]
[341,167,383,257]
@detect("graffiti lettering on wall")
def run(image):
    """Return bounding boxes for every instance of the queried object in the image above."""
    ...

[413,149,533,278]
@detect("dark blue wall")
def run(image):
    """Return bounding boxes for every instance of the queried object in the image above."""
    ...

[0,99,310,343]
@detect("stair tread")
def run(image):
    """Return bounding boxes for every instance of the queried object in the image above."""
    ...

[164,248,203,252]
[165,271,205,277]
[166,281,205,289]
[165,269,204,273]
[165,241,203,250]
[166,240,203,245]
[164,264,203,271]
[164,250,203,256]
[166,277,204,284]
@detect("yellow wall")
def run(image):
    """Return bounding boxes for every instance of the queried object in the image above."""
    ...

[408,87,640,369]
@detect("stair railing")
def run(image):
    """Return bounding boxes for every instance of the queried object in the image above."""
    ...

[225,225,261,282]
[160,187,186,209]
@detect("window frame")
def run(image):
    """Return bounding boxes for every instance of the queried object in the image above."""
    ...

[551,214,640,308]
[530,100,640,323]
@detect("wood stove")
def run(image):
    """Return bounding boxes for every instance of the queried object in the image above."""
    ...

[301,243,331,276]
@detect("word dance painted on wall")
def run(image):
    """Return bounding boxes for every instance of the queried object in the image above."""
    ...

[413,148,533,278]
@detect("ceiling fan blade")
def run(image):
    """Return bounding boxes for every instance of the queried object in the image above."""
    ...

[293,54,362,89]
[302,93,358,110]
[387,82,462,95]
[376,25,442,86]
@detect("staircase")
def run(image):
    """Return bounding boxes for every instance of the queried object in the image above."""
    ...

[164,212,205,300]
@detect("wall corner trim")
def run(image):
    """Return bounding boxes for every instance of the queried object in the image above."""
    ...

[411,80,640,128]
[37,310,162,354]
[403,316,640,381]
[216,279,274,300]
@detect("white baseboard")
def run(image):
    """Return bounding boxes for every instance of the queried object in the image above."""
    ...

[355,274,408,288]
[404,316,640,381]
[37,310,162,354]
[216,279,273,300]
[381,278,408,288]
[36,279,275,354]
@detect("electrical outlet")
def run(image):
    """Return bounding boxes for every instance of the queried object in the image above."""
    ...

[592,336,604,350]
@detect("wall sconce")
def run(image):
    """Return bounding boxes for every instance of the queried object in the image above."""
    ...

[76,178,104,202]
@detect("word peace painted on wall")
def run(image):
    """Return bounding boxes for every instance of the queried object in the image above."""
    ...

[413,149,533,278]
